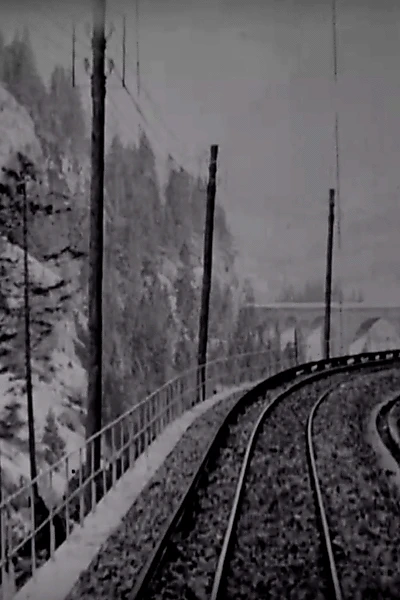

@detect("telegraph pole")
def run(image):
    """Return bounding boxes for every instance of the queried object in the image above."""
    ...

[135,0,141,98]
[72,22,76,87]
[86,0,106,479]
[135,0,142,141]
[197,145,219,403]
[324,188,335,359]
[21,178,39,501]
[122,14,126,88]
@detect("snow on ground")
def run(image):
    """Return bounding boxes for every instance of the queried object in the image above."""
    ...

[0,362,86,499]
[1,338,87,499]
[0,231,90,507]
[0,240,61,306]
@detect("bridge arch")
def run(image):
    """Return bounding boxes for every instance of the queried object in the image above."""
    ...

[352,317,381,342]
[310,316,325,331]
[350,317,400,351]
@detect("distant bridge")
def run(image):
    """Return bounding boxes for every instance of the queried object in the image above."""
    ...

[244,301,400,356]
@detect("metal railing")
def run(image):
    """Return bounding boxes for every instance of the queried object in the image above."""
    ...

[0,349,292,599]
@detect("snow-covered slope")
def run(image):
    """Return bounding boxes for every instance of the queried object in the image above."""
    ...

[0,81,88,506]
[0,236,87,502]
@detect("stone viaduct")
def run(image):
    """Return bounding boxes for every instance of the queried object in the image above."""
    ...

[244,301,400,358]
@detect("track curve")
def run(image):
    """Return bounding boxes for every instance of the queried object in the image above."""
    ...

[211,364,395,600]
[130,351,400,600]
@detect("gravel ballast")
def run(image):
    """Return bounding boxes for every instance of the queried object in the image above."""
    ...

[312,368,400,599]
[144,390,285,599]
[141,374,344,600]
[225,367,400,599]
[225,371,352,600]
[65,385,257,599]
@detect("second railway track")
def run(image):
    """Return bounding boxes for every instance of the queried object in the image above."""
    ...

[130,351,400,600]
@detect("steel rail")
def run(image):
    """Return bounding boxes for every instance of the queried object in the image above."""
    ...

[306,385,344,600]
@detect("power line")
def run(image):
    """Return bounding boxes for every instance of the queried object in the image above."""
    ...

[111,68,204,173]
[135,0,141,98]
[29,7,92,53]
[25,11,210,177]
[33,11,208,170]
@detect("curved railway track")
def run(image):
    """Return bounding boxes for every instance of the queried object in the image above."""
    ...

[130,351,400,600]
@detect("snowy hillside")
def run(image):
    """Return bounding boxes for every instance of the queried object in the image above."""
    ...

[0,236,87,502]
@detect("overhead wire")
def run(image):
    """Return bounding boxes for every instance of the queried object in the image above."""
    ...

[27,10,202,174]
[29,4,92,53]
[119,48,208,163]
[106,1,209,171]
[111,66,206,175]
[27,18,74,58]
[20,9,215,226]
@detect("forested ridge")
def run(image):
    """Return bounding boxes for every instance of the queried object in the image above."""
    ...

[0,26,260,463]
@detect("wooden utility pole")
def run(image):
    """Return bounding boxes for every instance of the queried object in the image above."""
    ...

[21,178,39,501]
[135,0,141,140]
[324,188,335,359]
[122,15,126,88]
[135,0,141,97]
[86,0,106,478]
[72,22,76,87]
[197,145,219,403]
[294,326,299,365]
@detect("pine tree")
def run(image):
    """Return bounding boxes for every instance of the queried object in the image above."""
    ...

[0,30,5,78]
[131,258,173,392]
[174,335,194,373]
[175,242,198,342]
[228,278,257,357]
[0,401,24,439]
[162,165,192,252]
[208,279,225,342]
[46,65,87,155]
[211,283,234,349]
[214,204,236,266]
[129,133,163,255]
[242,277,256,305]
[189,175,207,237]
[42,408,66,466]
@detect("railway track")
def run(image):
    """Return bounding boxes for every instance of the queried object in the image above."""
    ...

[129,351,400,600]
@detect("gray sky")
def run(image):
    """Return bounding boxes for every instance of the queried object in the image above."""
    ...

[2,0,400,301]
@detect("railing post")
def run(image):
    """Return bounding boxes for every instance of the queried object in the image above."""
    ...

[79,448,84,526]
[29,487,36,579]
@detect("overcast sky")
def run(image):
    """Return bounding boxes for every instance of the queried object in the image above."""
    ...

[2,0,400,299]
